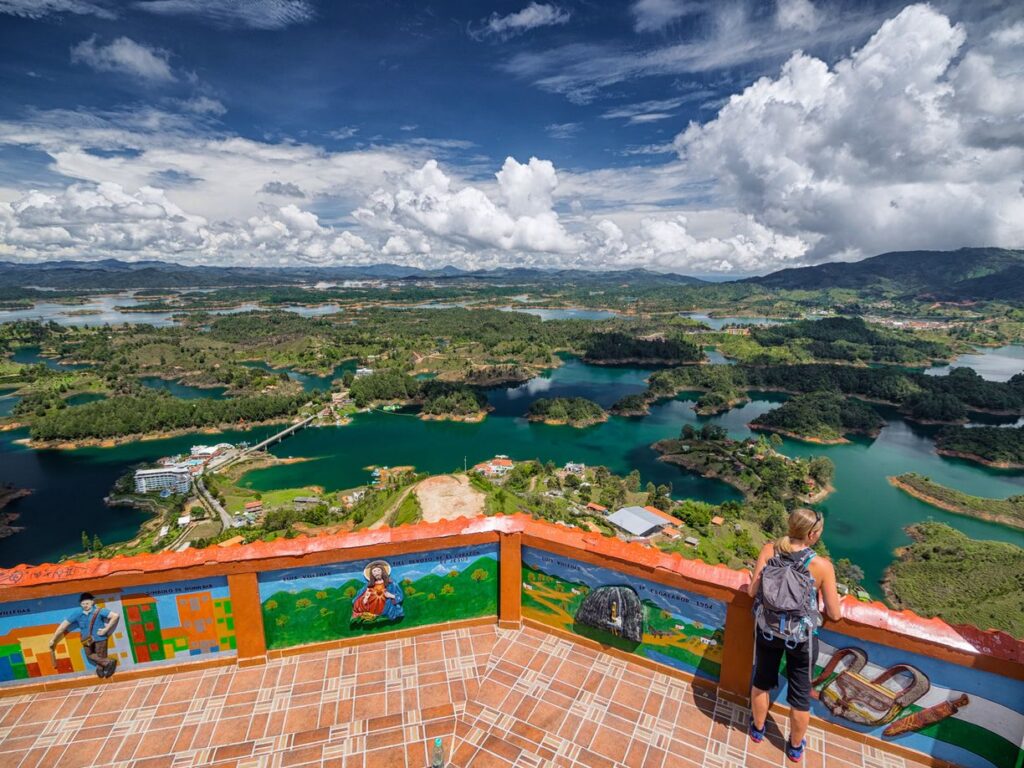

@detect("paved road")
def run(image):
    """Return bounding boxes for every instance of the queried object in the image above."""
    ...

[196,477,233,531]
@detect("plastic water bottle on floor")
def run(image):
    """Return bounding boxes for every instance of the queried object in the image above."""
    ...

[430,737,445,768]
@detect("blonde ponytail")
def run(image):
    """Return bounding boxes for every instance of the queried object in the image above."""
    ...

[774,508,822,554]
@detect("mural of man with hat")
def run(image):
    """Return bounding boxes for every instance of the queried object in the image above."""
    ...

[351,560,404,624]
[48,593,120,678]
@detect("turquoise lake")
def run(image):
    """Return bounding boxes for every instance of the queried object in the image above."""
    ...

[2,353,1024,595]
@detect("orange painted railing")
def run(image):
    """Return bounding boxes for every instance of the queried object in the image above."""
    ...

[0,515,1021,767]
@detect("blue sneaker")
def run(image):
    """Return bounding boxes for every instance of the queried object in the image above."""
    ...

[749,721,766,743]
[786,738,806,762]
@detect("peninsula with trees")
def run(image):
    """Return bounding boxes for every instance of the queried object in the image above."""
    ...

[653,425,835,507]
[889,473,1024,530]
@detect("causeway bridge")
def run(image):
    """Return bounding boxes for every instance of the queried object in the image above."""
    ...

[244,413,316,453]
[207,411,319,472]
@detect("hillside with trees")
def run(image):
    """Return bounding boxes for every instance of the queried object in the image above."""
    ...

[582,332,702,364]
[884,523,1024,637]
[749,317,951,365]
[29,391,311,443]
[642,362,1024,422]
[745,247,1024,300]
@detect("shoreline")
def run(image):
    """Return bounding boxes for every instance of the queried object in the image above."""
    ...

[0,487,32,511]
[693,396,749,416]
[0,489,30,540]
[18,415,296,450]
[888,475,1024,530]
[746,423,851,445]
[584,357,700,367]
[610,407,650,417]
[934,448,1024,469]
[526,414,609,428]
[419,410,489,423]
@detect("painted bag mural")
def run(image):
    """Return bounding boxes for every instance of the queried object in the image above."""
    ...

[815,647,930,726]
[0,577,236,685]
[520,546,726,681]
[257,543,498,649]
[768,630,1024,768]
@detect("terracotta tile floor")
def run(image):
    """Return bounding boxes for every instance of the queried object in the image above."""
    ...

[0,625,933,768]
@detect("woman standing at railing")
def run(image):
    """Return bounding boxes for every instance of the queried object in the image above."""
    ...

[746,508,842,763]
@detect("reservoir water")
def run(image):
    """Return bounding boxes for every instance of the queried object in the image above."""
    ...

[682,313,786,329]
[2,355,1023,597]
[500,307,622,321]
[925,344,1024,381]
[139,378,228,399]
[242,360,357,392]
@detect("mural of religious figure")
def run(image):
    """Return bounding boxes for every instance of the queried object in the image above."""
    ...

[351,560,404,624]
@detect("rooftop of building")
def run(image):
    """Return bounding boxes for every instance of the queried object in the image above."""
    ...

[608,505,670,536]
[0,624,934,768]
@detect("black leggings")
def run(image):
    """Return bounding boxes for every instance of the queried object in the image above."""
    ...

[752,633,819,712]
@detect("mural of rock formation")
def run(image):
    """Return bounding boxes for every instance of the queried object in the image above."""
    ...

[574,585,643,643]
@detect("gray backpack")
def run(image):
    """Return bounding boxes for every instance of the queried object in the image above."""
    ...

[754,549,819,647]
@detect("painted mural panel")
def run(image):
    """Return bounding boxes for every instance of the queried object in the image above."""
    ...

[0,577,236,686]
[767,629,1024,768]
[520,546,726,681]
[257,543,498,650]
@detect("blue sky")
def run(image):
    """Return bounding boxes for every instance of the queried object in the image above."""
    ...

[0,0,1022,274]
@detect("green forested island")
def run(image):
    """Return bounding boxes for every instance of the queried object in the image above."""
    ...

[526,397,607,427]
[750,391,885,443]
[884,523,1024,637]
[933,425,1024,468]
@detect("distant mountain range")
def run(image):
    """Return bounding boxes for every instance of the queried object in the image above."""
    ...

[4,247,1024,300]
[743,247,1024,300]
[0,259,706,290]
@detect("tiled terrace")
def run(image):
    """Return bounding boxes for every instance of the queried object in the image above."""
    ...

[0,625,931,768]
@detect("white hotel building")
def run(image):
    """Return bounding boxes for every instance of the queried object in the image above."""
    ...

[134,466,193,495]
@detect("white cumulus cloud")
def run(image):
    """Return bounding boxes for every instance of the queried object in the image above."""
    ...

[0,182,369,266]
[71,36,175,83]
[674,3,1024,263]
[355,157,579,256]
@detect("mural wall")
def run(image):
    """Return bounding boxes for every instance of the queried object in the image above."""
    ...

[520,546,726,681]
[0,577,236,685]
[766,629,1024,768]
[257,543,499,650]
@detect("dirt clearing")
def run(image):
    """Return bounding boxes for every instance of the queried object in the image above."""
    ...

[415,474,485,523]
